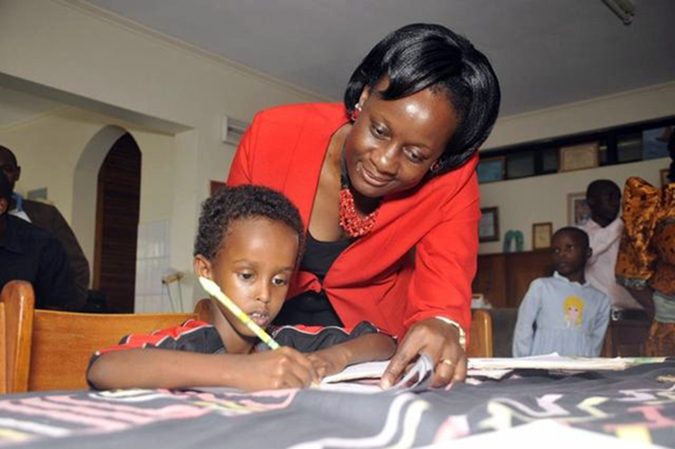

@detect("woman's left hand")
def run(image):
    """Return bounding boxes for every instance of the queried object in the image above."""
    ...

[379,317,467,389]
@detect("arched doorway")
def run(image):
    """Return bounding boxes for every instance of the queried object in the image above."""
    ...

[93,133,141,312]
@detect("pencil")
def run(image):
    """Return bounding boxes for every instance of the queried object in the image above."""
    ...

[198,276,280,350]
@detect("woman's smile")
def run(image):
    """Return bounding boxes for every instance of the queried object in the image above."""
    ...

[357,161,393,188]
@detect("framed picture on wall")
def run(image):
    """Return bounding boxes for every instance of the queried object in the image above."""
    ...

[479,207,499,242]
[532,222,553,250]
[559,142,599,172]
[567,192,591,226]
[476,156,505,184]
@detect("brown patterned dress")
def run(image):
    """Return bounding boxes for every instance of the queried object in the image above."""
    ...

[616,177,675,356]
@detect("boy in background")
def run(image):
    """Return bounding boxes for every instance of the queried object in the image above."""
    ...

[513,227,611,357]
[580,179,643,314]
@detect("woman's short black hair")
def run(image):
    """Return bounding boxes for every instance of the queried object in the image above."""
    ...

[344,23,501,174]
[194,184,305,264]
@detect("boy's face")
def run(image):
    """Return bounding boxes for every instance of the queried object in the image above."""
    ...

[0,151,20,191]
[588,186,621,222]
[551,232,591,277]
[195,217,299,340]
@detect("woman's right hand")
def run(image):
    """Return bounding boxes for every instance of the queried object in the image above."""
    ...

[227,347,319,391]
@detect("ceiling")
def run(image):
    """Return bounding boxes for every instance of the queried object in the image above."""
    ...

[84,0,675,117]
[1,1,674,128]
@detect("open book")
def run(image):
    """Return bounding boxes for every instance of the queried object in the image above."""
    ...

[320,353,667,391]
[319,353,434,393]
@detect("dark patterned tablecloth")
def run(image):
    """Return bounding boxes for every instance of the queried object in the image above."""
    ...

[0,362,673,448]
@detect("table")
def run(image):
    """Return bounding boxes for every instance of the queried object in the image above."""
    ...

[0,362,673,448]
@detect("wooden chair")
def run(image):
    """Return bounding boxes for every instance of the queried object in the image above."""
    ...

[0,300,6,394]
[1,280,207,393]
[1,281,33,394]
[467,309,493,358]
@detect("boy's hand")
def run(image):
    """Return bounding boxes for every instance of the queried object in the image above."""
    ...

[307,347,350,378]
[230,347,319,391]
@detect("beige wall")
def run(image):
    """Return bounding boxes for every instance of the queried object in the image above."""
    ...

[0,0,324,308]
[477,81,675,254]
[483,82,675,149]
[0,107,177,274]
[1,0,672,304]
[478,157,669,254]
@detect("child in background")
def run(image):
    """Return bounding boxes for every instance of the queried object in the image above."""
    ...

[513,227,611,357]
[87,185,396,391]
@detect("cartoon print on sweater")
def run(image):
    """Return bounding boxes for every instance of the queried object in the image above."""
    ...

[564,296,585,328]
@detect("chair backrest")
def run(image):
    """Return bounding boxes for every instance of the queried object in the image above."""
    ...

[485,308,519,357]
[1,280,204,392]
[0,302,6,394]
[1,281,33,393]
[467,309,493,358]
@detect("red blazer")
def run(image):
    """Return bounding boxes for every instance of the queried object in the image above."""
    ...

[228,103,480,338]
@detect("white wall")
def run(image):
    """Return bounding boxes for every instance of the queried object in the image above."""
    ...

[1,0,672,304]
[477,81,675,254]
[478,157,669,254]
[0,107,176,265]
[0,0,324,309]
[483,82,675,149]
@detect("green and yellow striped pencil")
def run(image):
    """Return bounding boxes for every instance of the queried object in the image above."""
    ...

[199,276,280,350]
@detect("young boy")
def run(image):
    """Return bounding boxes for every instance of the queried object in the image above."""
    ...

[580,179,642,312]
[87,185,396,391]
[512,227,611,358]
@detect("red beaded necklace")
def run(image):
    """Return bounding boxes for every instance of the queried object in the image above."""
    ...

[338,152,379,238]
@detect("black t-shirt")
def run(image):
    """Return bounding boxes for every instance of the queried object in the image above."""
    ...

[299,232,351,281]
[277,232,351,326]
[0,215,77,310]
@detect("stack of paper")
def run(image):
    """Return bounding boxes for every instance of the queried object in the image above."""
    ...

[321,353,667,390]
[468,353,666,372]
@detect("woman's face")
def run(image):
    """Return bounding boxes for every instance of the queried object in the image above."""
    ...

[345,81,459,199]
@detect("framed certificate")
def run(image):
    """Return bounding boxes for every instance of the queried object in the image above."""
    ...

[532,222,553,250]
[559,142,599,172]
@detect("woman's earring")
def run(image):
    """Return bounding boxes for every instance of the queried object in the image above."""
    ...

[351,103,362,121]
[430,160,441,173]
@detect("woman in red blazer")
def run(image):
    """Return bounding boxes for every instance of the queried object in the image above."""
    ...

[228,24,500,388]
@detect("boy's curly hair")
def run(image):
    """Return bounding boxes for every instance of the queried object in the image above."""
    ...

[194,184,305,264]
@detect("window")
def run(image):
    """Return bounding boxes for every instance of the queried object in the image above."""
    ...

[506,150,534,179]
[541,147,559,173]
[476,116,674,184]
[617,132,642,163]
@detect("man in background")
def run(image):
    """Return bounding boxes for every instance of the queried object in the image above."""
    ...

[0,145,89,310]
[579,179,644,316]
[0,171,78,310]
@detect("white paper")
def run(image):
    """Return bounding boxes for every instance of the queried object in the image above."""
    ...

[468,353,665,372]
